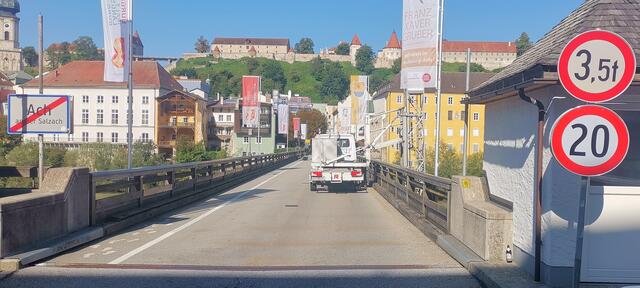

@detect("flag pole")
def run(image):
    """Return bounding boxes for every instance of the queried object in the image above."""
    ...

[38,14,44,188]
[126,6,134,169]
[433,0,445,177]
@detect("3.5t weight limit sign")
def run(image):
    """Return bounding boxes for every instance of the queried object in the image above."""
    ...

[551,105,629,177]
[558,30,636,103]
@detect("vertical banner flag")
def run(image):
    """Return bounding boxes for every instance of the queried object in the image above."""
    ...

[293,117,301,139]
[338,100,351,134]
[300,124,308,140]
[277,98,289,135]
[101,0,132,82]
[401,0,439,91]
[350,75,369,139]
[242,76,261,127]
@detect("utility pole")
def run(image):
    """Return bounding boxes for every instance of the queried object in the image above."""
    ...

[434,0,445,177]
[126,11,134,169]
[37,14,44,188]
[462,48,471,176]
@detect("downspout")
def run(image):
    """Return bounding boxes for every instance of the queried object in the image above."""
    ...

[518,88,545,283]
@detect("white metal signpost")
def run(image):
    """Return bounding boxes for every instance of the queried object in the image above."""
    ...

[7,95,72,134]
[556,29,634,287]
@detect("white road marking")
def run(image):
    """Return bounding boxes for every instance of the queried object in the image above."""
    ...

[102,247,113,252]
[127,238,139,243]
[132,232,140,236]
[102,251,116,256]
[108,161,300,265]
[147,230,157,234]
[90,244,100,249]
[82,253,95,258]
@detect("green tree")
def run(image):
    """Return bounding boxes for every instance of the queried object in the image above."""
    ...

[297,109,328,139]
[260,60,287,93]
[73,143,125,171]
[132,141,164,168]
[194,36,210,53]
[175,140,207,163]
[424,143,463,179]
[457,62,488,73]
[0,117,22,160]
[355,45,375,74]
[369,68,394,93]
[319,62,349,100]
[173,67,197,78]
[22,46,38,67]
[294,38,315,54]
[335,42,350,55]
[4,143,67,168]
[246,58,260,74]
[310,57,326,81]
[516,32,533,56]
[72,36,101,60]
[466,152,484,177]
[46,42,72,69]
[391,58,402,74]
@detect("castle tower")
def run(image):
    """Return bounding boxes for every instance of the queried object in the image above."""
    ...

[349,34,362,64]
[382,31,402,62]
[0,0,21,74]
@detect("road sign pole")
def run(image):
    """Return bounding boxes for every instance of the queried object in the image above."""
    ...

[462,48,471,176]
[434,0,445,177]
[573,176,590,288]
[38,14,44,188]
[126,15,134,169]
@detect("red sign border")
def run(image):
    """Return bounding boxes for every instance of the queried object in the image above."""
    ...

[558,30,636,103]
[550,105,629,177]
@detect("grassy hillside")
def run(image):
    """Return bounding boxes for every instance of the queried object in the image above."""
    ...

[172,57,393,104]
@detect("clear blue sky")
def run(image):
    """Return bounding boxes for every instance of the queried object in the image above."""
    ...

[19,0,584,58]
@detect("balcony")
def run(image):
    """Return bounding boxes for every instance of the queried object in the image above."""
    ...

[159,121,195,129]
[158,140,194,148]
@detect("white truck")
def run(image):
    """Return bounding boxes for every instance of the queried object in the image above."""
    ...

[309,134,368,191]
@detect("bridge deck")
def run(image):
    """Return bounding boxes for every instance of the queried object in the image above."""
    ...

[1,160,479,288]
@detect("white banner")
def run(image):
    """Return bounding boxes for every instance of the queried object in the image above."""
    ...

[101,0,132,82]
[300,124,307,140]
[338,100,351,134]
[401,0,439,91]
[277,102,289,135]
[350,75,369,140]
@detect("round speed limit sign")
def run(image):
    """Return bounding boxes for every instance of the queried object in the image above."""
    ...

[550,105,629,176]
[558,30,636,103]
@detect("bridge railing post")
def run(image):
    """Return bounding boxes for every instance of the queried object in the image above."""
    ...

[89,174,97,226]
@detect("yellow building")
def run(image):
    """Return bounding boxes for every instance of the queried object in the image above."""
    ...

[373,72,493,168]
[156,90,208,157]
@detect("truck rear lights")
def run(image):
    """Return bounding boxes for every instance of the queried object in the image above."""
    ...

[351,170,363,177]
[311,171,323,177]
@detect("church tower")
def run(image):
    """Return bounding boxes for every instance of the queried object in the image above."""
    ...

[0,0,21,74]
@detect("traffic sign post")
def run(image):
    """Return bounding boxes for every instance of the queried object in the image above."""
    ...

[7,95,72,135]
[558,30,636,103]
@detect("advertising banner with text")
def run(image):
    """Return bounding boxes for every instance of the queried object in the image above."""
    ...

[242,76,261,127]
[300,124,308,140]
[350,75,369,140]
[401,0,439,91]
[277,100,289,135]
[101,0,132,82]
[338,100,351,134]
[293,117,301,138]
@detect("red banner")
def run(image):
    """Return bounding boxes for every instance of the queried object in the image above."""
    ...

[242,76,260,126]
[293,117,301,138]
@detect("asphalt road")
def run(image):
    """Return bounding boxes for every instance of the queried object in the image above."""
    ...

[1,160,479,288]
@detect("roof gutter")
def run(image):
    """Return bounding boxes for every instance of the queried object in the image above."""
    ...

[518,88,545,283]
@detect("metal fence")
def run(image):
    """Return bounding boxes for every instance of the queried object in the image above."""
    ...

[369,160,452,232]
[89,151,301,225]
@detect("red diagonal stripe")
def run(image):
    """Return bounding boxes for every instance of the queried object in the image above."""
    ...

[9,97,68,132]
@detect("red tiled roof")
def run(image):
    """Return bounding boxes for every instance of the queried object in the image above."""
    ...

[443,41,517,53]
[385,31,401,49]
[21,61,183,90]
[351,34,362,46]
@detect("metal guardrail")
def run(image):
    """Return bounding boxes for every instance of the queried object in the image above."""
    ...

[0,166,41,193]
[89,151,301,225]
[369,160,452,232]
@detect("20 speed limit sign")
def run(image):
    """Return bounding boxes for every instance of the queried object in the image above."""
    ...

[558,30,636,103]
[550,105,629,177]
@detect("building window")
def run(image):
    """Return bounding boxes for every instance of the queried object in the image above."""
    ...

[423,95,428,104]
[53,134,59,142]
[460,129,465,137]
[82,109,89,124]
[447,128,453,137]
[218,115,224,122]
[96,109,104,125]
[97,95,104,103]
[183,117,188,123]
[396,95,402,104]
[447,110,453,121]
[82,95,89,103]
[473,144,480,153]
[68,134,74,142]
[243,137,249,144]
[4,31,8,41]
[473,128,480,137]
[142,96,149,105]
[112,109,119,124]
[97,132,103,143]
[112,96,118,104]
[226,115,232,122]
[448,97,453,105]
[141,133,149,142]
[82,132,89,142]
[111,132,118,143]
[142,110,149,125]
[256,137,262,144]
[473,112,480,121]
[447,143,454,150]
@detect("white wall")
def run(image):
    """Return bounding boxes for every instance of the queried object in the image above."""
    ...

[19,87,158,145]
[484,84,640,271]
